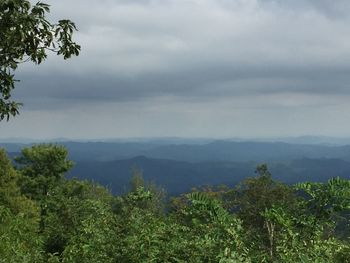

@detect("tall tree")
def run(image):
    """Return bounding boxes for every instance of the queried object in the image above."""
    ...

[0,0,80,120]
[16,144,73,199]
[15,144,73,231]
[233,164,297,230]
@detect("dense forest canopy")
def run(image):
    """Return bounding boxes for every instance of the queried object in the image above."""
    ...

[0,144,349,262]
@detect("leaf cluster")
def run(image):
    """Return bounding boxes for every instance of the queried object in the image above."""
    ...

[0,0,80,120]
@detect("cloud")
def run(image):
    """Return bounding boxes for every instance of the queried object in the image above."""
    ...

[261,0,350,18]
[4,0,350,138]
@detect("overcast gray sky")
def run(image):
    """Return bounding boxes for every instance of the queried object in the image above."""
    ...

[1,0,350,140]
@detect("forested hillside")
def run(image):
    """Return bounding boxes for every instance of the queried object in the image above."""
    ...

[0,144,349,262]
[4,141,350,195]
[69,156,350,195]
[5,140,350,162]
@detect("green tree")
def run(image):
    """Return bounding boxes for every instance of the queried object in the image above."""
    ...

[0,205,43,263]
[0,149,42,262]
[0,0,80,120]
[61,199,118,263]
[296,177,350,227]
[124,168,166,214]
[16,144,73,199]
[233,164,297,230]
[259,202,350,262]
[242,172,350,262]
[15,144,73,231]
[184,191,250,262]
[0,149,37,215]
[41,179,114,257]
[229,164,298,261]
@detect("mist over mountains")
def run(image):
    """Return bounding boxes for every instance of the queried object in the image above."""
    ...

[2,137,350,195]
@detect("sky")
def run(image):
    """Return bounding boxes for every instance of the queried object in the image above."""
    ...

[1,0,350,140]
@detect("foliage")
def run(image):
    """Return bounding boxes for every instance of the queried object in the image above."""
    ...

[0,206,42,262]
[296,177,350,223]
[0,146,349,262]
[40,179,114,258]
[233,164,297,229]
[61,200,118,263]
[0,149,38,215]
[184,191,250,262]
[0,149,42,262]
[0,0,80,120]
[16,144,73,199]
[126,168,166,213]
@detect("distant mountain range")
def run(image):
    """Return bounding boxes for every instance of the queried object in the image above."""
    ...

[2,139,350,195]
[3,135,350,145]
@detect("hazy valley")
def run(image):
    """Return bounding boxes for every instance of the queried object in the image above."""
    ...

[3,139,350,195]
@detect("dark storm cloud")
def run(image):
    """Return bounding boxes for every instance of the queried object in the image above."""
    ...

[16,62,350,110]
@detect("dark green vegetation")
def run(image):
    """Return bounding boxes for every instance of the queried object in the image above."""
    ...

[0,0,80,120]
[0,144,349,262]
